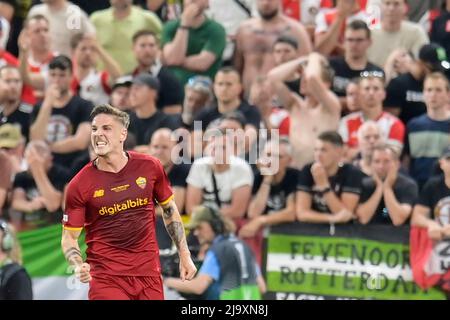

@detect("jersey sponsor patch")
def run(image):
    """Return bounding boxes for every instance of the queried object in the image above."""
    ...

[111,184,130,193]
[63,214,68,222]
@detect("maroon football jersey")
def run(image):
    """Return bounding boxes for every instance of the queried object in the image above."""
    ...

[64,151,173,277]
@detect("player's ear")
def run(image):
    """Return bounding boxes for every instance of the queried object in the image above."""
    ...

[120,127,128,143]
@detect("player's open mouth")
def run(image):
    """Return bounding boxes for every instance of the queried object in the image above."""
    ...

[96,141,107,147]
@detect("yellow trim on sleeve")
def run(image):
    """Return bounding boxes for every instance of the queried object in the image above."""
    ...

[158,194,174,206]
[63,226,83,231]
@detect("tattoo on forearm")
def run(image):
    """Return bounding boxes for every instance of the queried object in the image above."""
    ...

[64,247,82,265]
[162,203,175,220]
[166,221,186,251]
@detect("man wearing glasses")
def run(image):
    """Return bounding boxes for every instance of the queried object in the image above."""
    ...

[329,20,384,112]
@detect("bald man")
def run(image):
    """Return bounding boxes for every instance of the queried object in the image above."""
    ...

[149,128,190,213]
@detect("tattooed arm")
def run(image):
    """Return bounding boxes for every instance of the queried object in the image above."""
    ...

[61,228,91,283]
[160,198,197,281]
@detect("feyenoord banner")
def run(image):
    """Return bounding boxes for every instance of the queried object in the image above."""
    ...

[18,224,90,300]
[264,223,447,300]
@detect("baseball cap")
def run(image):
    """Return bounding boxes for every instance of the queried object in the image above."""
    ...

[112,75,133,90]
[419,43,450,72]
[186,75,213,95]
[441,145,450,159]
[132,73,160,91]
[0,124,22,149]
[185,205,218,230]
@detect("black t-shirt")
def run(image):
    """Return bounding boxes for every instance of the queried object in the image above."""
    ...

[329,57,384,96]
[359,173,418,224]
[252,167,299,214]
[0,103,33,139]
[168,163,191,188]
[431,11,450,65]
[417,175,450,221]
[13,164,70,225]
[384,72,425,125]
[128,110,180,145]
[0,263,33,300]
[157,66,183,110]
[31,95,93,167]
[194,100,261,131]
[297,163,363,213]
[13,165,70,194]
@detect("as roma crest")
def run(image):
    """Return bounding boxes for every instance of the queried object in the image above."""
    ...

[136,176,147,189]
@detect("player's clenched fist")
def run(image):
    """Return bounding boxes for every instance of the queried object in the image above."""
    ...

[75,263,92,283]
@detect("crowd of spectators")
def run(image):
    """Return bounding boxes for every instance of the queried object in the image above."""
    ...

[0,0,450,299]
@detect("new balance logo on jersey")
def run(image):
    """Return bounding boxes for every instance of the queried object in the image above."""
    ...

[93,189,105,198]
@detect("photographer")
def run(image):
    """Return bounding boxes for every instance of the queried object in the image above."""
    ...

[164,205,264,300]
[0,219,32,300]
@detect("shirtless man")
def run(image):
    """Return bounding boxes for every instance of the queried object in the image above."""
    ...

[268,52,341,169]
[234,0,312,96]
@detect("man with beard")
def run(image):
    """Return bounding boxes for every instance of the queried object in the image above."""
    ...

[161,0,226,86]
[234,0,312,96]
[0,66,32,139]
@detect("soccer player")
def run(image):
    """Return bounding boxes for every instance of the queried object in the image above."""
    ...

[61,104,196,300]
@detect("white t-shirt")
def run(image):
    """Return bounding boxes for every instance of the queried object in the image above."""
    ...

[28,3,96,57]
[186,156,254,209]
[206,0,256,60]
[367,20,429,67]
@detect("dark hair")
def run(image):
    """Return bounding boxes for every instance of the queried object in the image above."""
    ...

[347,19,371,39]
[90,104,130,129]
[49,55,73,72]
[274,34,299,50]
[221,111,246,129]
[318,131,344,147]
[216,66,241,80]
[132,29,158,44]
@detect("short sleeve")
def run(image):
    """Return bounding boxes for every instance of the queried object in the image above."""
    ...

[186,160,207,189]
[153,159,174,205]
[387,119,405,147]
[202,22,226,57]
[64,178,87,230]
[79,99,94,123]
[231,161,253,189]
[384,77,404,108]
[80,9,96,35]
[144,11,163,38]
[342,166,363,195]
[359,177,375,203]
[199,250,220,281]
[161,20,179,47]
[417,179,434,209]
[397,178,418,206]
[297,165,313,193]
